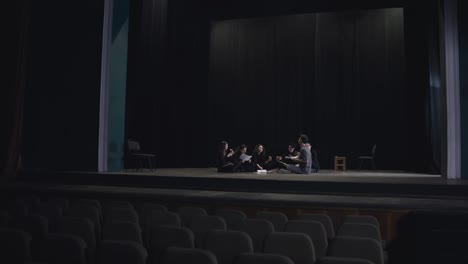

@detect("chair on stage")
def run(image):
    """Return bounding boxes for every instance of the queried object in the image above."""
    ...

[357,144,376,170]
[125,139,157,172]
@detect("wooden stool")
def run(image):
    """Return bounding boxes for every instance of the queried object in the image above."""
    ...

[334,156,347,171]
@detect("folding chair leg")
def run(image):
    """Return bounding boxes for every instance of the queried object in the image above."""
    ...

[151,157,157,172]
[147,156,154,171]
[137,159,143,172]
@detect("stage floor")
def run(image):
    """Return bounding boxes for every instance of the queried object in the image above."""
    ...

[19,168,468,199]
[107,168,445,185]
[12,168,468,212]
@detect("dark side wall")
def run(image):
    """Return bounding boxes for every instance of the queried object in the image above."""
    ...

[459,1,468,179]
[22,1,104,171]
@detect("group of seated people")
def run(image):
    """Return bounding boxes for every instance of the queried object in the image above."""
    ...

[217,134,320,174]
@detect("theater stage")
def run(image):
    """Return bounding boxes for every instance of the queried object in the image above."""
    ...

[5,168,468,215]
[113,168,440,180]
[18,168,468,199]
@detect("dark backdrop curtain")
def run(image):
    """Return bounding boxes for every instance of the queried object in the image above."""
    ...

[1,0,29,181]
[21,0,104,171]
[425,1,442,174]
[127,0,211,167]
[127,0,439,172]
[209,9,412,170]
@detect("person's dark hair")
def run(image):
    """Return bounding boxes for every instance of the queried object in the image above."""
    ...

[254,144,265,155]
[235,144,247,154]
[288,142,296,148]
[299,134,309,144]
[219,141,228,152]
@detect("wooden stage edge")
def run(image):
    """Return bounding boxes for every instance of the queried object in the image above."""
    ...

[109,168,443,183]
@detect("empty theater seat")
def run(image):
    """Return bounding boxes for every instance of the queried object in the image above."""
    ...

[97,240,148,264]
[161,247,218,264]
[263,232,316,264]
[256,211,288,231]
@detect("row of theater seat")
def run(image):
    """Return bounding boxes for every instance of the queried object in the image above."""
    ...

[0,194,386,264]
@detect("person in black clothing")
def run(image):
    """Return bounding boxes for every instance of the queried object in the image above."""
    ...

[232,144,256,172]
[276,143,300,165]
[306,143,320,173]
[252,144,274,171]
[276,134,312,174]
[217,140,235,172]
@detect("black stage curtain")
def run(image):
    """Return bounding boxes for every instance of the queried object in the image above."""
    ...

[21,0,104,171]
[1,0,29,181]
[209,9,414,170]
[127,0,211,167]
[127,1,439,172]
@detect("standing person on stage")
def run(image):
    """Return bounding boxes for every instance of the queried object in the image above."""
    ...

[217,140,235,172]
[277,134,312,174]
[252,144,274,171]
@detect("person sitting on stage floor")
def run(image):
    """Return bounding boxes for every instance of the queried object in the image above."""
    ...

[252,144,274,171]
[233,144,256,172]
[276,142,300,165]
[217,140,235,172]
[305,143,320,173]
[277,134,312,174]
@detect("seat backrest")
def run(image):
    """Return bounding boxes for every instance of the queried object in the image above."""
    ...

[18,214,49,240]
[318,256,374,264]
[256,211,288,231]
[74,198,102,210]
[204,230,253,264]
[128,139,141,153]
[328,236,384,264]
[40,233,87,264]
[343,215,380,229]
[144,211,182,246]
[105,208,139,224]
[36,203,63,231]
[285,220,328,259]
[216,209,247,230]
[150,225,195,262]
[235,252,294,264]
[161,247,218,264]
[263,232,316,264]
[189,215,227,247]
[0,210,10,227]
[300,213,335,239]
[337,223,381,241]
[18,215,49,262]
[17,195,41,213]
[56,216,96,254]
[47,196,70,213]
[371,144,377,157]
[98,240,148,264]
[67,204,102,239]
[103,220,143,244]
[145,210,181,229]
[140,203,168,227]
[177,206,208,226]
[6,200,29,224]
[0,228,32,263]
[105,200,135,210]
[72,199,103,226]
[239,218,274,252]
